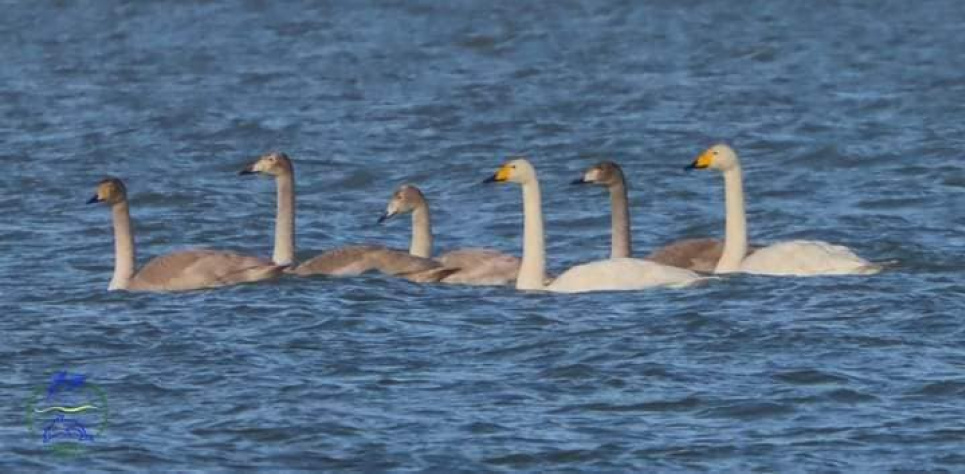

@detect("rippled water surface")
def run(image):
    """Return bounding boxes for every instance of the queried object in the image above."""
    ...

[2,1,965,471]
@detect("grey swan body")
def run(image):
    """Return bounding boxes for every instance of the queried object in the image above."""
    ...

[380,185,520,286]
[240,153,454,283]
[89,178,283,292]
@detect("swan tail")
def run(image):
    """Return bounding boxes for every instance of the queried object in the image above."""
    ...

[856,259,896,275]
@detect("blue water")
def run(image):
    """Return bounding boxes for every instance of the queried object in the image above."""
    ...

[2,1,964,471]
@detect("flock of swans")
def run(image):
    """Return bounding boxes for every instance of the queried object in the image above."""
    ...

[88,144,883,293]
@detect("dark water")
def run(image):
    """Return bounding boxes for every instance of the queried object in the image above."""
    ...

[2,0,964,471]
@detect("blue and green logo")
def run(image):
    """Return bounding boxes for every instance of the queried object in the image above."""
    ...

[25,371,109,457]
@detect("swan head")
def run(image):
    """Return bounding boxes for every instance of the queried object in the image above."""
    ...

[572,161,625,188]
[240,152,293,177]
[379,184,426,223]
[686,144,739,172]
[484,158,536,185]
[87,177,127,205]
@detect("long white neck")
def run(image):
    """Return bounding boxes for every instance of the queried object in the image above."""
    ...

[109,201,136,290]
[715,165,748,273]
[608,180,632,259]
[273,171,296,265]
[516,178,547,290]
[409,201,433,258]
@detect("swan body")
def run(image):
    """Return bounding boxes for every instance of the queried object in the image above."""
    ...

[485,159,702,293]
[687,144,881,276]
[240,153,454,283]
[292,245,457,282]
[646,238,762,273]
[547,258,701,293]
[380,185,520,285]
[738,240,880,275]
[88,178,284,292]
[124,249,282,292]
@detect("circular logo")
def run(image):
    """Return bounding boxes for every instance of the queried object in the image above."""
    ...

[25,372,109,457]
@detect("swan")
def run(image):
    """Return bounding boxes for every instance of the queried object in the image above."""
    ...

[572,160,758,272]
[484,158,703,293]
[87,178,285,292]
[239,152,456,283]
[378,184,521,285]
[686,144,881,275]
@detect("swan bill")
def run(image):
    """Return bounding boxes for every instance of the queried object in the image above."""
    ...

[686,151,713,170]
[485,164,513,183]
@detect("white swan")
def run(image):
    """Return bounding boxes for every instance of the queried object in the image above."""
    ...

[485,159,703,293]
[240,152,455,283]
[686,144,881,275]
[378,184,521,286]
[573,160,759,272]
[88,178,285,292]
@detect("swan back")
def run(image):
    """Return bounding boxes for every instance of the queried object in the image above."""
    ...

[739,240,881,276]
[129,250,284,292]
[647,238,761,273]
[437,249,520,286]
[547,258,701,293]
[293,245,456,282]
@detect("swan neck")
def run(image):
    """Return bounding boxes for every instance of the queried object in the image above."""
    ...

[517,178,547,290]
[273,172,296,265]
[109,201,136,290]
[409,202,433,258]
[716,166,748,273]
[609,181,632,259]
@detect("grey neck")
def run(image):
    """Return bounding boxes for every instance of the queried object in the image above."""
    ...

[273,172,296,265]
[409,201,433,258]
[608,180,632,259]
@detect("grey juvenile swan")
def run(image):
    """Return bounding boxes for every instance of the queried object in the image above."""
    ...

[88,178,284,292]
[239,152,455,283]
[572,160,757,272]
[378,184,521,286]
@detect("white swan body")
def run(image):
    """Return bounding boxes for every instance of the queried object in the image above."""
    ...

[688,144,881,276]
[485,158,702,293]
[380,185,520,286]
[547,258,701,293]
[738,240,880,275]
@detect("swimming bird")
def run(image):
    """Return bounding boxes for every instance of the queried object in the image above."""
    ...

[379,184,520,285]
[484,158,702,293]
[88,178,284,292]
[239,152,456,283]
[685,144,881,275]
[572,160,757,272]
